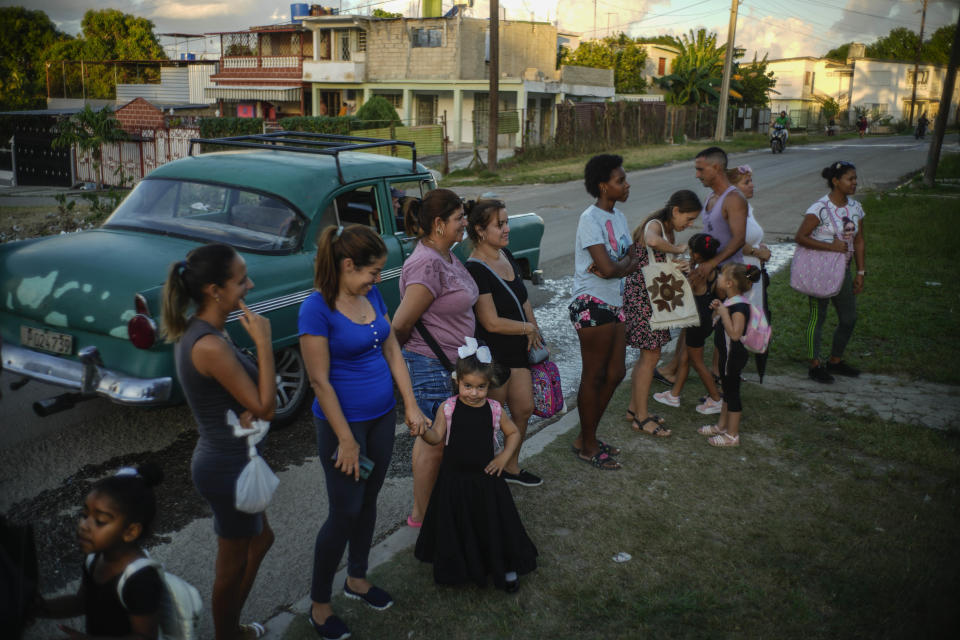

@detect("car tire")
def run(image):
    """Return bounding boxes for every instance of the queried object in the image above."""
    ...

[272,345,311,428]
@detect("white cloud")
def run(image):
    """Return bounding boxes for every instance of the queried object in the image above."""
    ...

[151,2,233,20]
[734,15,820,60]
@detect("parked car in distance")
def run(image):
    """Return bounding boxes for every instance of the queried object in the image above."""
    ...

[0,132,544,425]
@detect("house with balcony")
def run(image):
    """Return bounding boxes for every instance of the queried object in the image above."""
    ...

[298,13,614,149]
[205,23,313,120]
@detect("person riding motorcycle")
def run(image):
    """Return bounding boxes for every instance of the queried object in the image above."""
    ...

[915,112,930,140]
[770,110,790,150]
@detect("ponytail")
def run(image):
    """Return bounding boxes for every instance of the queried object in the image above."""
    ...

[313,225,387,309]
[721,262,762,294]
[402,198,422,237]
[160,243,237,342]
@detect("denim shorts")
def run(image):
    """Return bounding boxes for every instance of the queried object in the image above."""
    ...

[402,349,453,418]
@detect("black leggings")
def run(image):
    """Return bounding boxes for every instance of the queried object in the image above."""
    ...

[311,409,395,602]
[717,339,749,413]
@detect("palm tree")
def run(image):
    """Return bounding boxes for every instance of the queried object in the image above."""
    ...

[655,29,731,106]
[52,105,128,188]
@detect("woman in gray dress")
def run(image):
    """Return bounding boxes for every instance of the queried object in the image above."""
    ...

[161,243,276,640]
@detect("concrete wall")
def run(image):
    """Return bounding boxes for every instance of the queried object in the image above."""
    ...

[363,17,557,82]
[560,65,613,88]
[365,18,460,81]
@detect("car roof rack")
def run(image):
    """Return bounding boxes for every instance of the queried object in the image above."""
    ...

[188,131,418,184]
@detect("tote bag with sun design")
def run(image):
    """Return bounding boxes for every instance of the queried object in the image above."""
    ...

[641,220,700,331]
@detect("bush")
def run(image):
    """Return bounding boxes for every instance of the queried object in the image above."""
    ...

[354,96,401,127]
[198,117,264,138]
[278,115,355,134]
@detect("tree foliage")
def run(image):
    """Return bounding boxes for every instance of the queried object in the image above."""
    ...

[372,8,403,18]
[0,7,70,110]
[560,33,649,94]
[354,95,401,125]
[655,29,726,106]
[734,54,777,107]
[43,9,167,100]
[52,105,128,187]
[825,23,956,64]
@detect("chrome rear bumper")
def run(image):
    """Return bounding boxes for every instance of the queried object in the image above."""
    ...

[1,343,172,405]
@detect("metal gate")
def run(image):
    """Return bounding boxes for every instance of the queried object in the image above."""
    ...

[13,122,71,186]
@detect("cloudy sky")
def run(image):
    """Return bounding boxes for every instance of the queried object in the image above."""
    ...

[7,0,959,61]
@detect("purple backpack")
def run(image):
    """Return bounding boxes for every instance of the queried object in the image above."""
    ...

[530,361,564,418]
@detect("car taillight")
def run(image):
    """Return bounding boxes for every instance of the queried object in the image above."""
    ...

[128,314,157,349]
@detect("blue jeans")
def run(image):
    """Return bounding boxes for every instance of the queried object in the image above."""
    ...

[310,409,395,602]
[402,349,452,419]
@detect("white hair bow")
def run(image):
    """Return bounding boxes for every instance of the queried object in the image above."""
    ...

[458,337,491,363]
[114,467,139,478]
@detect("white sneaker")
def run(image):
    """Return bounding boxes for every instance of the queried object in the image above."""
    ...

[653,391,681,408]
[696,396,723,414]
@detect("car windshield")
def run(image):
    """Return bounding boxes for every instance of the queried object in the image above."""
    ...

[103,179,304,252]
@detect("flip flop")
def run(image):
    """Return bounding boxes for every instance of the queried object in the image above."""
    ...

[575,449,621,470]
[406,515,422,528]
[571,440,622,456]
[633,416,671,437]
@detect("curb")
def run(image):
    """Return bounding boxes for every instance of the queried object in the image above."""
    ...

[261,406,582,639]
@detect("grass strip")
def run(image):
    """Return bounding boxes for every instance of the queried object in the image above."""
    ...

[282,380,960,640]
[440,132,864,187]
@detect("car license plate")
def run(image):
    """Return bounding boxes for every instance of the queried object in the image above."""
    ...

[21,325,74,355]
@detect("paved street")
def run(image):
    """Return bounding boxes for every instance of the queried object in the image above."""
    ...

[3,135,955,639]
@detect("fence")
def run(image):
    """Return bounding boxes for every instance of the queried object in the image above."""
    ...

[74,127,199,186]
[73,121,445,186]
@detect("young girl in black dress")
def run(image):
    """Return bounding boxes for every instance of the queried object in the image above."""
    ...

[701,264,762,447]
[414,340,538,592]
[36,463,169,639]
[654,233,724,414]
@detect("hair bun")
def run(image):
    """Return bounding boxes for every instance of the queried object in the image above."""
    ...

[745,265,762,282]
[135,462,164,488]
[821,167,833,179]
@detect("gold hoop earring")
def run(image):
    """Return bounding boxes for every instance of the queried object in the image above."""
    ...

[215,295,221,302]
[437,225,444,236]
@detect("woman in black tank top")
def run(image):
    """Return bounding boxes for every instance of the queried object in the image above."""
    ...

[161,243,276,640]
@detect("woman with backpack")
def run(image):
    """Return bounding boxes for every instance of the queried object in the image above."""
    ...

[464,198,543,488]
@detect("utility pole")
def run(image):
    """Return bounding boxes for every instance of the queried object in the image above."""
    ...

[714,0,739,141]
[923,11,960,187]
[908,0,928,127]
[488,0,499,172]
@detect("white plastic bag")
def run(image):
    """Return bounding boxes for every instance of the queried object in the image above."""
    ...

[226,410,279,514]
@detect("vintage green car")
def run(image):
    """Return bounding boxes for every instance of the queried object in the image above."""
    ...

[0,133,544,424]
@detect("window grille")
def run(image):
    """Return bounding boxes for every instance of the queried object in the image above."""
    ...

[357,30,367,52]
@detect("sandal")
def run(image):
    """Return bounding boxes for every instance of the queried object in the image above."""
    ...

[653,369,674,386]
[708,432,739,447]
[697,424,724,436]
[576,450,621,470]
[571,439,622,456]
[633,416,671,437]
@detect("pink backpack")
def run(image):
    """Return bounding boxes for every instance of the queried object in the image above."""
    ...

[530,360,564,418]
[723,295,771,354]
[442,396,503,453]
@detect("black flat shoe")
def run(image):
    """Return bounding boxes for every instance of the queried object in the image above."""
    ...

[309,614,350,640]
[808,365,835,384]
[826,361,860,377]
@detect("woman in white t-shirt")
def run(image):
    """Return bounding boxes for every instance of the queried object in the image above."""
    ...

[726,165,770,309]
[794,161,866,384]
[568,154,638,471]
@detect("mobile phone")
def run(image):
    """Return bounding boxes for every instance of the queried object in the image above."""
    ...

[331,449,375,480]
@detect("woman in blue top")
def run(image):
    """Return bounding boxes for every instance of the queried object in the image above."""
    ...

[299,225,430,640]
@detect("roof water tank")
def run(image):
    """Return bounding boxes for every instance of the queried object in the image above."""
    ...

[291,3,309,25]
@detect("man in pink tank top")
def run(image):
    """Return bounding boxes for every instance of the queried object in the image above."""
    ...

[694,147,748,272]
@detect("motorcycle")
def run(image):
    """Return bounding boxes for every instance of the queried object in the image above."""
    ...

[770,124,787,153]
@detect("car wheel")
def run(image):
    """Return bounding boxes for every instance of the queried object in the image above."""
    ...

[272,345,311,428]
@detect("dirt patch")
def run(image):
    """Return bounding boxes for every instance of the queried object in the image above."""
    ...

[4,413,323,594]
[0,204,105,243]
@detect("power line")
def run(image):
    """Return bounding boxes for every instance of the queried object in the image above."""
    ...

[800,0,926,27]
[582,0,717,36]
